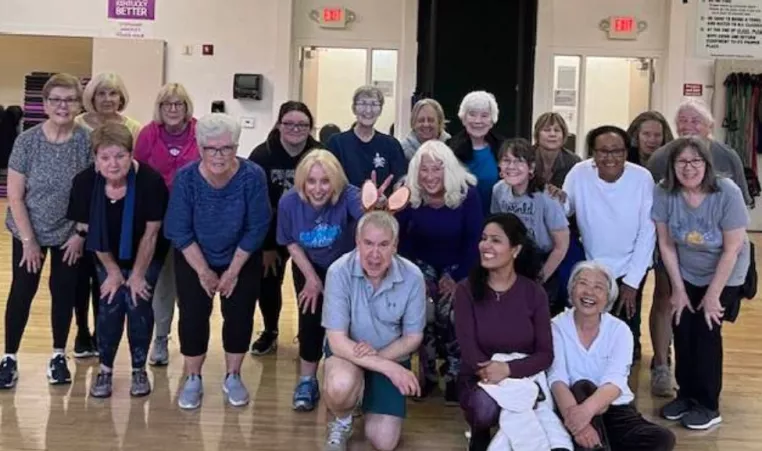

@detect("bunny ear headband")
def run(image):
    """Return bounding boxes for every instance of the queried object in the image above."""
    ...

[361,180,410,213]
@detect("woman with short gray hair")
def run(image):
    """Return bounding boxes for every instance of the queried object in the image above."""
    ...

[164,113,271,410]
[548,261,676,451]
[400,98,451,160]
[653,136,749,430]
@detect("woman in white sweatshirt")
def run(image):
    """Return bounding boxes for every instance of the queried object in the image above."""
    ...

[562,125,656,362]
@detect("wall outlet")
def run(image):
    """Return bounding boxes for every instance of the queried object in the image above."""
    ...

[241,117,255,128]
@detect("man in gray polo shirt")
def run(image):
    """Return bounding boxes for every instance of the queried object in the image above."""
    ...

[321,210,426,451]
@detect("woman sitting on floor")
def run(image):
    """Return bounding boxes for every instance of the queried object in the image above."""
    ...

[548,260,676,451]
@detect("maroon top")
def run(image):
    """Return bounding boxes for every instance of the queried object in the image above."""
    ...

[454,275,553,379]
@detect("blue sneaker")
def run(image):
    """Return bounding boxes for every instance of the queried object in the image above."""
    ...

[292,377,320,411]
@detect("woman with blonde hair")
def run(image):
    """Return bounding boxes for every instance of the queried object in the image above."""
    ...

[276,149,367,412]
[134,82,199,366]
[400,98,451,160]
[397,139,483,402]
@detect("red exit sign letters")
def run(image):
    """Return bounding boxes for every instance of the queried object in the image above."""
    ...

[606,16,641,40]
[318,6,348,28]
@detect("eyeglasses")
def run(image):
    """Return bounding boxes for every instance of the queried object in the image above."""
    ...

[202,146,236,157]
[161,101,186,111]
[675,158,705,169]
[280,121,311,131]
[46,97,79,107]
[355,102,382,110]
[594,148,626,158]
[500,157,528,167]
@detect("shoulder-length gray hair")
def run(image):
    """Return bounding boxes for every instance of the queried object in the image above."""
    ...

[660,136,719,194]
[567,261,619,312]
[406,140,477,209]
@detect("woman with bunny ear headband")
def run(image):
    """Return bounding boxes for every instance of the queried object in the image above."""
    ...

[276,151,396,412]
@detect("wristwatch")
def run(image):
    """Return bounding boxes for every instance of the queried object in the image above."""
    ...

[76,229,88,238]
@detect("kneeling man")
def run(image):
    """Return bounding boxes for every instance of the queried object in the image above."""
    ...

[321,210,426,451]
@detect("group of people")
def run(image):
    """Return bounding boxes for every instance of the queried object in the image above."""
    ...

[0,69,753,451]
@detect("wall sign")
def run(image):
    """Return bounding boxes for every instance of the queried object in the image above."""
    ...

[697,0,762,58]
[599,16,647,40]
[683,83,704,96]
[309,6,356,29]
[107,0,156,38]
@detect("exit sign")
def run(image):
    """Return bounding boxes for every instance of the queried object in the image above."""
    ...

[607,16,639,40]
[317,7,348,28]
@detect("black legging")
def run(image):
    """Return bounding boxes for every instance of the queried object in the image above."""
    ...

[5,237,78,353]
[256,246,289,333]
[74,251,99,338]
[292,263,327,363]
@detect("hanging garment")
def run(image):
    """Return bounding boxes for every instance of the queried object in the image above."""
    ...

[478,353,573,451]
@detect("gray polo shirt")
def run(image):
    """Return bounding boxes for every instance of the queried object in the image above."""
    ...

[322,249,426,361]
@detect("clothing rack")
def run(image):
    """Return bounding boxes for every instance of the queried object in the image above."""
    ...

[22,72,89,130]
[723,72,762,177]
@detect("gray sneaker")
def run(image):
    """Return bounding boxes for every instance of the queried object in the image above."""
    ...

[90,372,113,398]
[324,419,353,451]
[651,365,673,397]
[149,336,169,366]
[178,374,203,410]
[223,373,249,407]
[131,369,151,397]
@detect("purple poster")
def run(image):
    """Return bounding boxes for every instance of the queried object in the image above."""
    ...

[108,0,155,21]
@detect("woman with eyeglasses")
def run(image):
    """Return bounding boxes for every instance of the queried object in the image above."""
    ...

[562,126,656,362]
[654,137,749,431]
[1,73,93,388]
[164,113,271,410]
[247,101,323,357]
[134,82,199,367]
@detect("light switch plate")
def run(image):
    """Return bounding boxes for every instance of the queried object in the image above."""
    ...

[241,117,255,128]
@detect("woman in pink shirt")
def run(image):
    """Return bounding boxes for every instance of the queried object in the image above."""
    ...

[134,83,200,366]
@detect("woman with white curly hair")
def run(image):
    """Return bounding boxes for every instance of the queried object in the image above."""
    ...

[447,91,503,214]
[396,139,483,403]
[548,261,676,451]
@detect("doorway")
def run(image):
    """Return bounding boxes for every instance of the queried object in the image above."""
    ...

[552,55,656,156]
[298,46,399,136]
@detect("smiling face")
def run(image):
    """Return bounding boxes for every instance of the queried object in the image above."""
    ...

[414,104,439,142]
[463,109,493,140]
[674,146,706,191]
[592,132,627,182]
[94,84,122,115]
[499,149,532,189]
[676,107,711,138]
[478,222,520,270]
[304,162,334,207]
[200,132,238,176]
[353,94,383,127]
[96,144,132,182]
[638,119,664,155]
[418,154,445,197]
[570,268,610,316]
[537,122,564,151]
[44,87,80,126]
[160,95,187,128]
[279,110,312,147]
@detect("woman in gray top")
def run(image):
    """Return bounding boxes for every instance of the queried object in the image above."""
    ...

[1,73,93,388]
[652,136,749,431]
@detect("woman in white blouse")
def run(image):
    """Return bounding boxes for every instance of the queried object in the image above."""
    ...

[548,261,675,451]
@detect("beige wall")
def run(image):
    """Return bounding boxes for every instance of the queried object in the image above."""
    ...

[0,34,92,107]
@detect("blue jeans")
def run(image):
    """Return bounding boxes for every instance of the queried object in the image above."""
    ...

[95,260,163,369]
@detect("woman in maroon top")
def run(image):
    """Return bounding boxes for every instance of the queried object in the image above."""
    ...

[454,213,554,451]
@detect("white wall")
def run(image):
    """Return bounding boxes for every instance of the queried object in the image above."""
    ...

[0,0,293,155]
[0,35,92,107]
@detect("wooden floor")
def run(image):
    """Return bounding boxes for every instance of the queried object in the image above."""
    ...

[0,200,761,450]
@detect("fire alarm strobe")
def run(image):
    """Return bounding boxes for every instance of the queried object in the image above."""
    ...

[202,44,214,56]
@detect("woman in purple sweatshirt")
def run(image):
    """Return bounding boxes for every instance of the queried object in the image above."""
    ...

[396,140,483,403]
[454,213,553,451]
[133,83,200,366]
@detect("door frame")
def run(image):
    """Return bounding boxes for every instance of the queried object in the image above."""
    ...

[548,47,664,156]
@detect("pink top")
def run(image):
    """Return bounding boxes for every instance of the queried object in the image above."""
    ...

[134,119,200,189]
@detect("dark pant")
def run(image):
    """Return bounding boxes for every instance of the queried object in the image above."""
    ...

[571,380,675,451]
[74,252,100,337]
[544,270,564,317]
[95,260,162,369]
[673,281,741,412]
[459,381,500,432]
[257,247,289,333]
[613,276,646,351]
[5,237,79,353]
[175,250,262,356]
[292,263,327,363]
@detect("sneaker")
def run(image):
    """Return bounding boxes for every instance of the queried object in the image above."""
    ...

[131,369,151,397]
[324,418,353,451]
[0,357,18,389]
[650,365,673,397]
[223,373,250,407]
[249,331,278,356]
[292,377,320,411]
[90,372,113,398]
[178,374,203,410]
[445,380,459,406]
[73,334,98,358]
[661,397,695,421]
[47,354,72,385]
[149,336,169,366]
[681,405,722,430]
